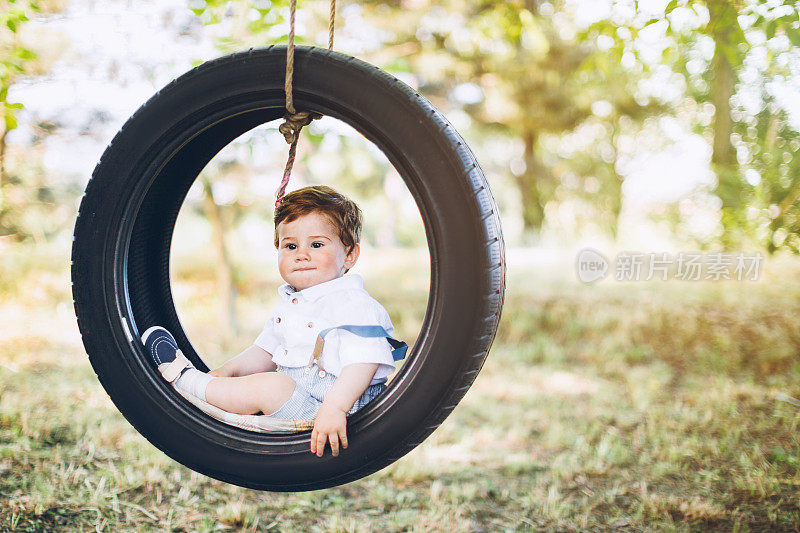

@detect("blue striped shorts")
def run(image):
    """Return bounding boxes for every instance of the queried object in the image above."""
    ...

[267,365,386,421]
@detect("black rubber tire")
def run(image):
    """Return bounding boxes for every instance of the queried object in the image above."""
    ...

[71,46,505,491]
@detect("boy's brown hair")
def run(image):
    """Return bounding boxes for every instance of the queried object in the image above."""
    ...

[273,185,362,253]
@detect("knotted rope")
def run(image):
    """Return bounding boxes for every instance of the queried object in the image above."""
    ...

[275,0,336,207]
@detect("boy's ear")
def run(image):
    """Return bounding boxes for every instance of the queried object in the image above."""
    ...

[344,243,360,269]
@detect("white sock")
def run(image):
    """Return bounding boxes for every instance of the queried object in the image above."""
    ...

[174,368,214,401]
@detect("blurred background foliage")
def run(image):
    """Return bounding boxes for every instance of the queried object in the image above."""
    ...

[177,0,800,251]
[0,0,798,253]
[0,0,797,344]
[0,0,68,243]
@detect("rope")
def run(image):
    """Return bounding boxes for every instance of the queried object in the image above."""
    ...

[275,0,336,208]
[328,0,336,50]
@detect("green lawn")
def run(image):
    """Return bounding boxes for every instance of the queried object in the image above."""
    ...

[1,243,799,531]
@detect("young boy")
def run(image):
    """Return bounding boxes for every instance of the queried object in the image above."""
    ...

[142,186,398,457]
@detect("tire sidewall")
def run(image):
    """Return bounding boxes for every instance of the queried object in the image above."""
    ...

[72,46,504,491]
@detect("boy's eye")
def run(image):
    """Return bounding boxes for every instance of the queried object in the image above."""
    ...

[311,242,324,248]
[284,243,297,250]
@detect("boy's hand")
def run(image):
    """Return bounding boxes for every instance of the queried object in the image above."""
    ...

[311,403,348,457]
[309,363,378,457]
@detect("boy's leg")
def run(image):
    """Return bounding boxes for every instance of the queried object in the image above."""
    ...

[142,327,291,414]
[209,345,277,378]
[205,372,297,415]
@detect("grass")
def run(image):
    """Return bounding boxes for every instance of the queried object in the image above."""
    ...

[1,240,800,531]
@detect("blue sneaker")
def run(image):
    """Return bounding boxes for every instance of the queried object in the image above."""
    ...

[142,326,192,382]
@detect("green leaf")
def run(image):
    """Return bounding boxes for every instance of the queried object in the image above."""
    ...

[779,12,799,27]
[14,47,37,60]
[766,19,777,39]
[786,27,800,47]
[6,18,17,32]
[665,0,679,16]
[5,114,18,132]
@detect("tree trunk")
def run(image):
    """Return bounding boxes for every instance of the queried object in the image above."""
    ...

[201,176,239,342]
[710,49,735,171]
[514,129,551,238]
[377,171,399,248]
[609,125,624,240]
[707,0,739,210]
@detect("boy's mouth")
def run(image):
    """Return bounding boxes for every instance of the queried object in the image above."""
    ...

[294,267,316,272]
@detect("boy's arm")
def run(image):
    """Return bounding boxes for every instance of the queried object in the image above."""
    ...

[209,345,277,377]
[311,363,379,457]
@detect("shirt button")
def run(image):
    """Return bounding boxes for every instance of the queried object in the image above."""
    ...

[275,317,281,323]
[307,322,313,328]
[292,298,299,304]
[318,370,326,378]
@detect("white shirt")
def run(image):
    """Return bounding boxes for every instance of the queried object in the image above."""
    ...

[254,274,396,384]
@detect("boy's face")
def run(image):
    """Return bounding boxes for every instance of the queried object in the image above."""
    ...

[276,212,359,291]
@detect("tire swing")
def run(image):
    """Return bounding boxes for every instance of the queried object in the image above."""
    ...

[71,5,505,491]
